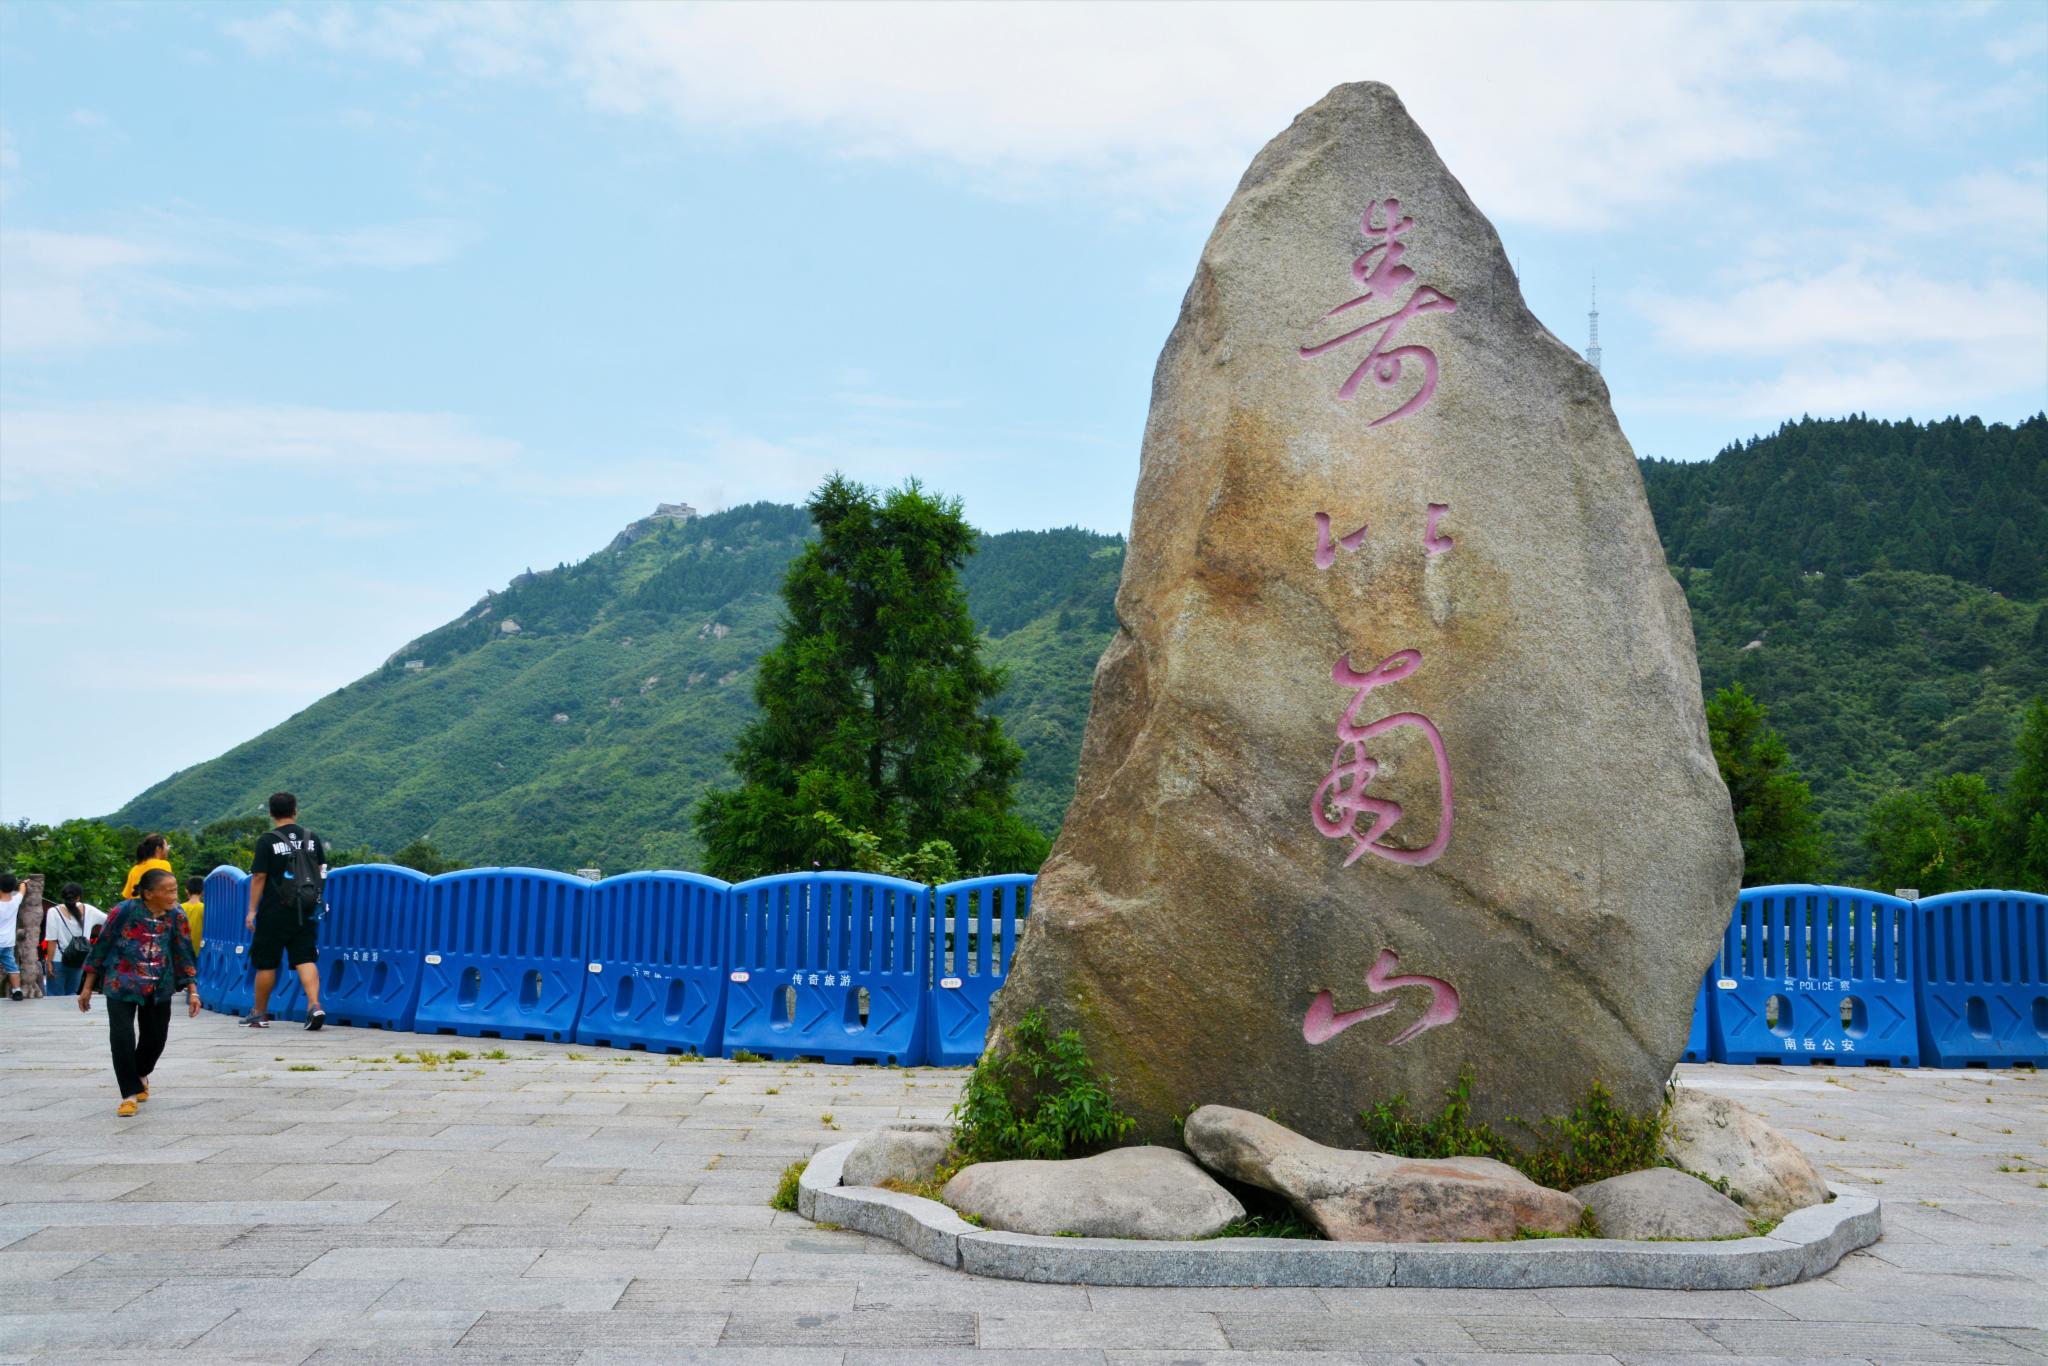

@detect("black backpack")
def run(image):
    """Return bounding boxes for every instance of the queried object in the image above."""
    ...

[271,827,326,922]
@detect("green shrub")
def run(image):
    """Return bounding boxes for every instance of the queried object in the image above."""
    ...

[951,1008,1135,1162]
[770,1159,807,1212]
[1361,1068,1669,1192]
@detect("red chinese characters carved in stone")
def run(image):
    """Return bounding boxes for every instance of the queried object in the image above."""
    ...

[1299,198,1457,427]
[1302,948,1461,1046]
[1311,649,1454,867]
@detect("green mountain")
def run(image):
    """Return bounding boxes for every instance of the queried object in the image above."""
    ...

[116,413,2045,883]
[112,503,1123,872]
[1643,414,2047,876]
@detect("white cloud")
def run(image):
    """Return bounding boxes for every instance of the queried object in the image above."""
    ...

[0,216,467,356]
[1986,19,2048,65]
[0,402,521,501]
[1631,261,2048,419]
[1637,262,2048,357]
[499,422,977,512]
[0,229,176,353]
[223,1,1843,227]
[224,3,547,77]
[199,217,471,270]
[1885,164,2048,255]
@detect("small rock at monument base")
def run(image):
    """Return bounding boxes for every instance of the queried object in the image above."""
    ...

[1184,1106,1583,1243]
[1661,1090,1828,1222]
[1570,1167,1753,1241]
[841,1122,954,1188]
[940,1147,1245,1240]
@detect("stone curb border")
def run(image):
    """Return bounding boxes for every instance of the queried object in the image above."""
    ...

[798,1139,1880,1289]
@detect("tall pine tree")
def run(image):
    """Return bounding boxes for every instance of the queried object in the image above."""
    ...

[694,475,1049,881]
[1705,684,1830,886]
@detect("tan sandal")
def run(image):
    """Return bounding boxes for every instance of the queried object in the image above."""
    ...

[117,1099,138,1117]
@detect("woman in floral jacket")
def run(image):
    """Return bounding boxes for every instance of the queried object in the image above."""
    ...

[79,867,200,1116]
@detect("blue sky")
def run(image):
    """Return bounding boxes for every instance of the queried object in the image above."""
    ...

[3,1,2044,823]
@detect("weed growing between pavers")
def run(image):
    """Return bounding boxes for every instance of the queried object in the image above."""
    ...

[1360,1066,1669,1191]
[771,1160,806,1212]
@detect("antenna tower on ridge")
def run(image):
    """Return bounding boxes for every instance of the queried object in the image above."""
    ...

[1586,275,1602,374]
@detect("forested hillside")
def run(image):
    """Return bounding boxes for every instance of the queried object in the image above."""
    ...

[112,505,1123,872]
[113,414,2044,881]
[1644,415,2047,875]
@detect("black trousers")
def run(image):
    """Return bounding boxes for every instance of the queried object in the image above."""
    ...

[107,996,171,1099]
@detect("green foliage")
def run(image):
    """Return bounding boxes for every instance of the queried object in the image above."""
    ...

[1360,1069,1670,1192]
[1210,1198,1320,1240]
[2,817,130,903]
[770,1159,806,1212]
[178,815,270,877]
[1866,772,2006,895]
[952,1008,1136,1163]
[1513,1211,1602,1239]
[1999,698,2048,889]
[808,810,961,885]
[1706,684,1830,885]
[1650,415,2046,880]
[1643,414,2046,596]
[390,838,466,875]
[958,527,1123,637]
[695,475,1049,881]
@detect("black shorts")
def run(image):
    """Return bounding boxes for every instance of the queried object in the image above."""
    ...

[251,907,318,971]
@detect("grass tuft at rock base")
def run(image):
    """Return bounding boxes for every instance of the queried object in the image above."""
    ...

[951,1007,1136,1163]
[1360,1066,1669,1192]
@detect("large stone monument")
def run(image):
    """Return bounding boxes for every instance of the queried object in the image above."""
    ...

[989,82,1741,1146]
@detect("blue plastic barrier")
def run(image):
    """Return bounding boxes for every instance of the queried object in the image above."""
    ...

[318,864,431,1031]
[722,872,929,1064]
[1709,884,1918,1066]
[927,875,1034,1066]
[197,866,252,1016]
[201,864,311,1021]
[413,868,590,1042]
[577,871,731,1054]
[1914,890,2047,1068]
[1681,972,1712,1064]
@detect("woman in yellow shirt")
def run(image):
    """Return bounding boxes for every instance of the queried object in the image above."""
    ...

[119,834,175,901]
[180,875,205,950]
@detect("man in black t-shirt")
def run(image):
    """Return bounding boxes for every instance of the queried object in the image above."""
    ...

[245,791,327,1030]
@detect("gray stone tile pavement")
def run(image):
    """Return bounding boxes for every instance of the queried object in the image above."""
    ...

[3,1002,2043,1362]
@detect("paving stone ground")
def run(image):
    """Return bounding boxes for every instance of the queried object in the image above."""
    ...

[1,1002,2042,1364]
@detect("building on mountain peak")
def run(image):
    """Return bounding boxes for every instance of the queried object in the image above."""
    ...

[653,502,697,521]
